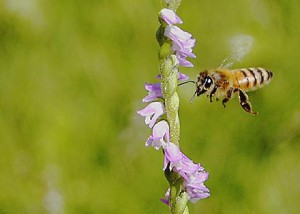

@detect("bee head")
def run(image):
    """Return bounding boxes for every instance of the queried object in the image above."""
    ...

[195,70,214,96]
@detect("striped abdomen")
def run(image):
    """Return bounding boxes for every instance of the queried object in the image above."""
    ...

[234,67,273,91]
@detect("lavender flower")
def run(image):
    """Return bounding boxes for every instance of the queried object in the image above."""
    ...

[177,72,189,81]
[176,53,194,68]
[137,102,165,128]
[160,8,182,25]
[172,154,203,180]
[160,188,171,205]
[164,25,196,67]
[138,4,210,210]
[142,83,163,102]
[163,142,200,175]
[163,141,210,203]
[146,120,170,150]
[163,141,182,170]
[185,170,210,203]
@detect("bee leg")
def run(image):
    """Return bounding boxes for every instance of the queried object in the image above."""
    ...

[209,85,218,102]
[222,87,233,107]
[196,87,206,96]
[238,89,258,115]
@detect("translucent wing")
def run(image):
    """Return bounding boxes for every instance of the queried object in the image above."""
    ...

[219,34,254,69]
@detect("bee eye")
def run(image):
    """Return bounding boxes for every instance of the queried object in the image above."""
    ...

[204,77,213,88]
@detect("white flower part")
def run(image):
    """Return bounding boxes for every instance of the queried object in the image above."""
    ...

[160,8,182,25]
[176,53,194,67]
[163,142,182,170]
[165,26,193,50]
[137,102,165,128]
[185,169,210,203]
[146,120,170,150]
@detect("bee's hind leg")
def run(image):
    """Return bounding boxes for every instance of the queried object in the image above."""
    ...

[238,89,258,115]
[222,87,233,107]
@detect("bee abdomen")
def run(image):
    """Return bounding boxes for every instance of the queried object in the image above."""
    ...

[237,67,273,90]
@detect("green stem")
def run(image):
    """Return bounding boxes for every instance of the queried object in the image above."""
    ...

[160,53,180,146]
[159,43,189,214]
[166,0,182,11]
[158,1,188,213]
[165,168,189,214]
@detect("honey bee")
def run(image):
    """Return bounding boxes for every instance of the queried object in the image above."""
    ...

[191,67,273,114]
[178,35,273,114]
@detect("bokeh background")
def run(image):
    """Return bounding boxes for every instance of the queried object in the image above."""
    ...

[0,0,299,213]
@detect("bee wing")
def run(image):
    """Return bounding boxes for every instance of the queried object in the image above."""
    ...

[218,57,235,69]
[219,34,254,69]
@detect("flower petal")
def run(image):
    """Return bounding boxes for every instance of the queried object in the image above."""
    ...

[160,8,182,25]
[160,188,170,205]
[178,72,189,81]
[137,102,165,128]
[164,25,196,68]
[146,120,170,150]
[162,142,210,203]
[177,54,194,67]
[163,142,182,170]
[142,83,163,102]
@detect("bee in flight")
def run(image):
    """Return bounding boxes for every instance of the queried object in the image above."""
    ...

[180,67,273,114]
[191,67,273,114]
[179,35,273,114]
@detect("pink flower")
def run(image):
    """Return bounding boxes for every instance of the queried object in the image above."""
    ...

[146,120,170,150]
[178,72,189,81]
[160,8,182,25]
[163,142,201,177]
[160,188,170,205]
[185,170,210,203]
[176,53,194,68]
[137,102,165,128]
[142,83,163,102]
[163,142,182,170]
[172,154,203,180]
[164,25,196,67]
[162,142,210,203]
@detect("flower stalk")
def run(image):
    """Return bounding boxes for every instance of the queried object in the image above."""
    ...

[160,58,185,212]
[166,0,182,11]
[160,54,180,146]
[137,3,210,214]
[158,6,187,214]
[165,164,189,214]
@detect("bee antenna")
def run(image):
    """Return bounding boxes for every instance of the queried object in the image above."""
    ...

[178,80,196,87]
[190,91,197,103]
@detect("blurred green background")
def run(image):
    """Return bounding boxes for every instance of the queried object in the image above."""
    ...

[0,0,299,213]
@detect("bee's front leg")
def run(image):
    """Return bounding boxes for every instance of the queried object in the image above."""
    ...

[222,87,233,107]
[209,85,218,102]
[238,89,258,115]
